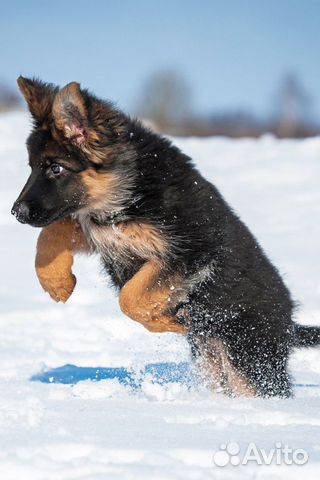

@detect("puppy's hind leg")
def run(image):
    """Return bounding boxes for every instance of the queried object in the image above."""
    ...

[190,335,257,397]
[226,334,292,398]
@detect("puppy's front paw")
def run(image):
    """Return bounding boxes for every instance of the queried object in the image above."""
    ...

[37,272,76,303]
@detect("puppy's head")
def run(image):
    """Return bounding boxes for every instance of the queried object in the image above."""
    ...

[12,78,131,227]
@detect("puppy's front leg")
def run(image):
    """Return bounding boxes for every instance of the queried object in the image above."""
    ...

[119,260,187,334]
[35,217,90,303]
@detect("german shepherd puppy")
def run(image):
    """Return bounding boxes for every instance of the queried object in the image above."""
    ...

[12,77,320,397]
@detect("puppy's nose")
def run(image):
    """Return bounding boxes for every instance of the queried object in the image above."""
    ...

[11,200,30,223]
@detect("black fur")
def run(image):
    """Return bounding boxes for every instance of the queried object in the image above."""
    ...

[13,78,320,398]
[124,123,299,397]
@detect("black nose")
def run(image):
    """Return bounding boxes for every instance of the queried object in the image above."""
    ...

[11,201,30,223]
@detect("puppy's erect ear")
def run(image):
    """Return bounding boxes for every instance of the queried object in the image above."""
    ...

[17,76,57,122]
[52,82,88,146]
[52,82,104,164]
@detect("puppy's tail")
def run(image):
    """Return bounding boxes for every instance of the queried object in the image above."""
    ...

[294,324,320,348]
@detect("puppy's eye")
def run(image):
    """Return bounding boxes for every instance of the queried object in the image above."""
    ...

[50,164,64,175]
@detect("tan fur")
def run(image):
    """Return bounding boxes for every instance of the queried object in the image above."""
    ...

[84,221,168,260]
[195,337,256,397]
[119,222,167,255]
[76,220,176,303]
[119,260,186,334]
[35,218,90,303]
[80,169,121,211]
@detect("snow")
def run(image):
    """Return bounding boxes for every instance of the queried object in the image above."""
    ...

[0,111,320,479]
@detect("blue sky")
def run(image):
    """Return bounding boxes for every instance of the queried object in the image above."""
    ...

[1,0,319,119]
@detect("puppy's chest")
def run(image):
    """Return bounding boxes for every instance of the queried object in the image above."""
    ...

[78,216,167,265]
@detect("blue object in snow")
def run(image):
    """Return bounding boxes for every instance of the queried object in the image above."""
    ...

[30,362,320,390]
[31,362,198,389]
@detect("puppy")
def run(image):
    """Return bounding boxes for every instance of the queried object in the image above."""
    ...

[12,77,320,397]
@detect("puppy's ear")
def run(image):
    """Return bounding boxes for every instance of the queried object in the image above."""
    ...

[17,76,57,122]
[52,82,88,146]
